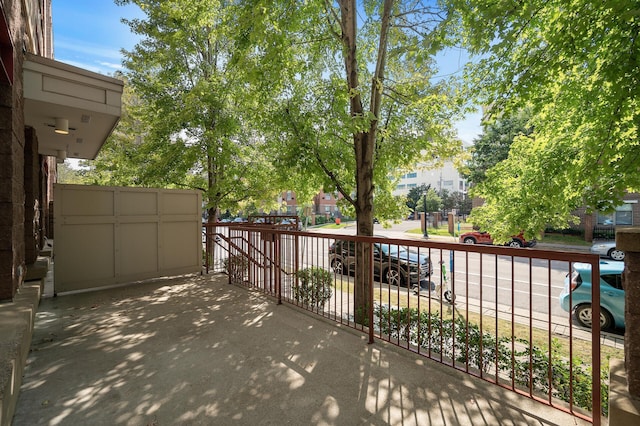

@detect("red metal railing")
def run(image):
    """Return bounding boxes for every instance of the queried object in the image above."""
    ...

[203,223,611,424]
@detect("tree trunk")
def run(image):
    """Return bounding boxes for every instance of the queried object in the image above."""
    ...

[339,0,392,325]
[353,131,375,324]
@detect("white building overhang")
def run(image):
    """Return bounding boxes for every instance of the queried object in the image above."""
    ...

[23,53,124,160]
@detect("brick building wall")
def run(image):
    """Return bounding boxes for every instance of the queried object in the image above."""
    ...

[0,0,25,300]
[0,0,51,301]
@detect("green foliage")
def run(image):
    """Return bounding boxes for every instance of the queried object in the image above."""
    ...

[463,109,533,185]
[223,255,249,284]
[109,0,285,217]
[408,185,442,213]
[448,0,640,240]
[406,184,430,213]
[314,216,330,225]
[294,267,333,308]
[247,1,465,224]
[375,304,609,416]
[439,190,472,216]
[56,162,87,185]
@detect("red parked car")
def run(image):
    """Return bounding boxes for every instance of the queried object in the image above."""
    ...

[459,231,536,248]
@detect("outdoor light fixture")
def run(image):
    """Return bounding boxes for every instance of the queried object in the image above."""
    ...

[56,150,67,163]
[54,118,69,135]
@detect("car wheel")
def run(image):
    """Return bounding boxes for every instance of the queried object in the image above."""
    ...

[384,268,406,287]
[507,239,523,248]
[463,237,476,244]
[573,304,614,331]
[608,248,625,261]
[331,259,344,274]
[444,290,455,304]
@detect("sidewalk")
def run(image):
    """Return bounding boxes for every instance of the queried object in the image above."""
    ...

[13,274,592,426]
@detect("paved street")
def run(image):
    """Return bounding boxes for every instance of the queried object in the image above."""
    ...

[302,221,623,346]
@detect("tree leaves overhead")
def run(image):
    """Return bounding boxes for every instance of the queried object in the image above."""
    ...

[464,109,533,185]
[449,0,640,241]
[112,0,282,218]
[106,1,465,223]
[249,1,464,224]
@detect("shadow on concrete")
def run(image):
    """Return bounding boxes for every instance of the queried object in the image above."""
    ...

[13,274,590,425]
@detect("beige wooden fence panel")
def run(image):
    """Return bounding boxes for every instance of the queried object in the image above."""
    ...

[53,184,202,293]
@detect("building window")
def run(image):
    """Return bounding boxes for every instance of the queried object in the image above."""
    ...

[396,184,406,190]
[325,194,331,200]
[443,180,453,187]
[597,203,633,225]
[286,191,292,201]
[406,172,417,178]
[616,204,633,225]
[407,183,417,188]
[325,206,331,212]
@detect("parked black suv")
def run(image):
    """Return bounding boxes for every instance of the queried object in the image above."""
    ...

[328,239,432,288]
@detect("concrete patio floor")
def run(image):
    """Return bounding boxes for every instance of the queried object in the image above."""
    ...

[13,273,591,425]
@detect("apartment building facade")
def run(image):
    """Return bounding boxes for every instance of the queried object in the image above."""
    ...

[279,190,341,219]
[392,161,468,197]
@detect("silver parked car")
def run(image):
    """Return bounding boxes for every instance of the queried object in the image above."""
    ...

[590,241,625,261]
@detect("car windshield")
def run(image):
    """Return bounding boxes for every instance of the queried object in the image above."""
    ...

[377,243,404,256]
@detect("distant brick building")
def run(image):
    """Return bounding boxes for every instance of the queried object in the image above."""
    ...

[277,190,341,222]
[312,191,341,218]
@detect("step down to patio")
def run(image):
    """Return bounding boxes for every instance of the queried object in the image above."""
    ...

[24,257,50,292]
[0,281,42,426]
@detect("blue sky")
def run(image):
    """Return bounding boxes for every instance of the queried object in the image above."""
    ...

[52,0,144,74]
[51,0,481,144]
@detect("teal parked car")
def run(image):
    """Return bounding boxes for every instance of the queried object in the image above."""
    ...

[559,260,625,331]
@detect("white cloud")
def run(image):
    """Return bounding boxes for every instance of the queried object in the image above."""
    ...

[54,38,123,61]
[98,61,124,70]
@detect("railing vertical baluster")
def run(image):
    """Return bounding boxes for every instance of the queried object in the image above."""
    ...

[510,256,515,390]
[479,252,484,378]
[592,259,601,425]
[439,248,444,364]
[494,254,499,384]
[276,231,281,305]
[569,260,574,413]
[369,240,375,344]
[529,258,533,397]
[450,247,455,367]
[465,251,470,374]
[547,260,552,405]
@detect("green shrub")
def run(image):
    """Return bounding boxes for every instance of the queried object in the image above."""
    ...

[315,216,328,225]
[294,267,333,308]
[223,255,248,284]
[374,304,608,416]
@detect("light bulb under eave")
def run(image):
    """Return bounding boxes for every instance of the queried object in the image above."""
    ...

[54,118,69,135]
[56,150,67,164]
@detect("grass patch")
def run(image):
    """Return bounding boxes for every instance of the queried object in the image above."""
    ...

[406,227,457,237]
[317,222,351,229]
[539,233,591,246]
[407,224,592,246]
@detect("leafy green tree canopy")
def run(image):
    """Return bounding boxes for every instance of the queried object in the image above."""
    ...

[449,0,639,241]
[250,1,465,227]
[463,109,533,185]
[113,0,284,220]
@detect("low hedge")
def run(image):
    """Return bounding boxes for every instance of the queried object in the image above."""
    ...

[375,304,608,416]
